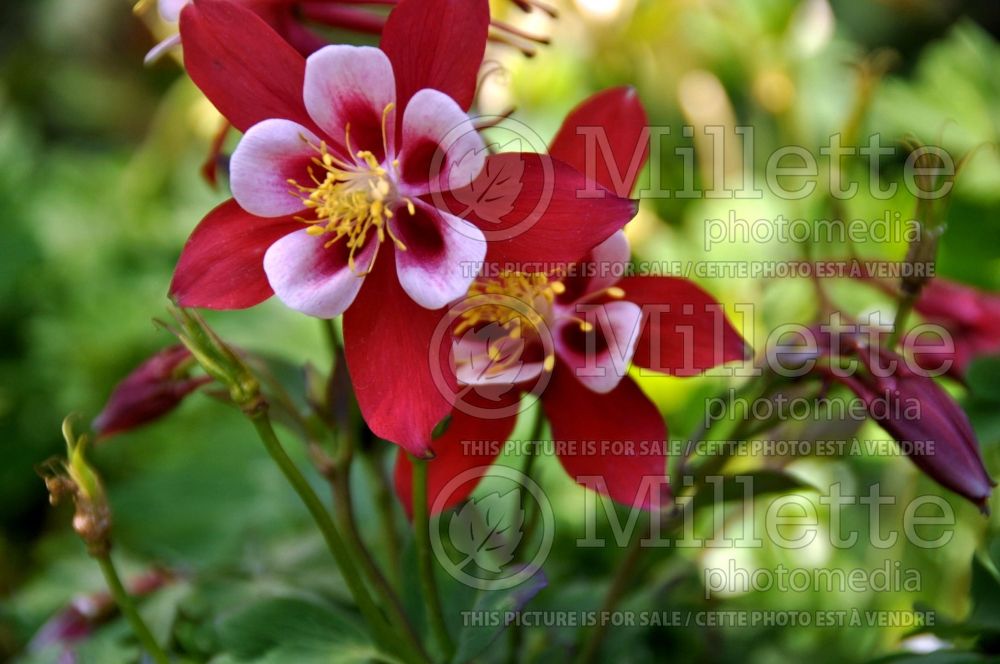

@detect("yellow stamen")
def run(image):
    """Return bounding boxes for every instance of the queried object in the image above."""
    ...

[286,104,411,274]
[453,272,561,337]
[453,271,563,379]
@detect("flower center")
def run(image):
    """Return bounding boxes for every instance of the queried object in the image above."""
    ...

[288,104,411,273]
[452,271,630,374]
[454,272,565,342]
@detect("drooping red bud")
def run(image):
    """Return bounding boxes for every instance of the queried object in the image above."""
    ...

[92,345,209,439]
[911,278,1000,379]
[834,341,994,510]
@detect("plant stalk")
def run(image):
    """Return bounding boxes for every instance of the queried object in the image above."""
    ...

[248,411,402,657]
[96,553,170,664]
[329,464,429,661]
[411,455,455,660]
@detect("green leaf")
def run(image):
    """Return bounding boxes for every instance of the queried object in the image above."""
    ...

[966,356,1000,403]
[215,596,368,661]
[966,552,1000,633]
[688,470,817,513]
[453,567,547,663]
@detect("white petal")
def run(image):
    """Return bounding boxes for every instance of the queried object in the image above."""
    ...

[452,328,545,387]
[144,34,181,66]
[393,200,486,310]
[398,88,485,193]
[263,229,375,318]
[303,45,396,156]
[158,0,189,22]
[584,231,631,293]
[556,300,643,394]
[230,119,319,217]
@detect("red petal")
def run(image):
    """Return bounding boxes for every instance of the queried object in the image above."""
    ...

[618,276,747,376]
[380,0,490,112]
[548,87,649,197]
[438,152,638,268]
[343,254,455,456]
[543,369,669,509]
[180,0,316,133]
[394,396,519,517]
[169,199,300,309]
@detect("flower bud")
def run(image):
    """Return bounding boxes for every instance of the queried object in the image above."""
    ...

[92,345,209,438]
[911,278,1000,380]
[838,342,994,510]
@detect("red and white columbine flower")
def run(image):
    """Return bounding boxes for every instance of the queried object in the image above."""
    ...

[396,89,748,514]
[228,46,489,314]
[169,0,638,454]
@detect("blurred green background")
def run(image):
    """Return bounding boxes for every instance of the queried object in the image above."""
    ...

[1,0,1000,662]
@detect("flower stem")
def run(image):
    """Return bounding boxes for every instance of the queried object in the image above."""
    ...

[95,553,169,664]
[411,455,455,660]
[515,407,546,558]
[888,294,915,349]
[313,319,428,660]
[248,411,401,657]
[329,464,430,661]
[360,449,403,589]
[572,522,648,664]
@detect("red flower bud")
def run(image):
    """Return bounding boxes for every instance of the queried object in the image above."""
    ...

[92,345,209,438]
[836,341,994,510]
[912,278,1000,379]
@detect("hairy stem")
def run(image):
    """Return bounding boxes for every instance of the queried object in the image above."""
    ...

[360,449,403,588]
[888,295,914,349]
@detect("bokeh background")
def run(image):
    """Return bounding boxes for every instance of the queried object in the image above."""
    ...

[2,0,1000,661]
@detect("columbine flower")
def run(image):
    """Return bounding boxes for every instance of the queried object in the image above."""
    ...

[395,89,748,513]
[169,0,638,454]
[92,345,209,439]
[911,277,1000,380]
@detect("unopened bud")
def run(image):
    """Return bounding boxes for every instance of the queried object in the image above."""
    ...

[93,345,209,438]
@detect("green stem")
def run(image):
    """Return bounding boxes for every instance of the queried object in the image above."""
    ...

[888,295,914,349]
[515,409,546,559]
[322,318,341,359]
[330,466,430,661]
[573,522,649,664]
[360,449,403,588]
[96,553,170,664]
[248,411,400,657]
[313,318,427,661]
[507,409,545,663]
[411,455,455,660]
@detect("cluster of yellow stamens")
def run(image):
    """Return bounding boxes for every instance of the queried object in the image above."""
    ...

[288,104,413,274]
[454,272,564,340]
